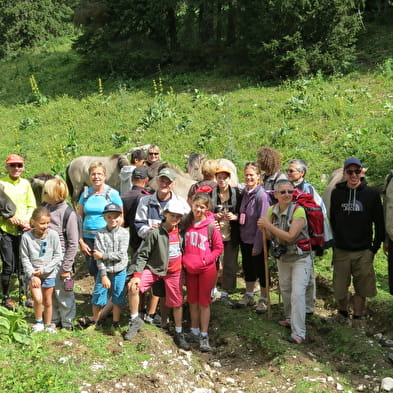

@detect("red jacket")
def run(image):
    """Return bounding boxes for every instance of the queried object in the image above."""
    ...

[183,211,224,274]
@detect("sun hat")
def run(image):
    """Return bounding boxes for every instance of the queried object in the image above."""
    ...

[158,168,176,182]
[6,154,24,164]
[344,157,362,168]
[103,203,122,214]
[164,200,184,216]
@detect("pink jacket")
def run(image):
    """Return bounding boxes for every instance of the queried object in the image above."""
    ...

[183,211,224,274]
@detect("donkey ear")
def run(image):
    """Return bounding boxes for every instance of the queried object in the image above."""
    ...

[184,154,189,159]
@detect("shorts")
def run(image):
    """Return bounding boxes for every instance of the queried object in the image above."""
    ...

[332,248,377,300]
[92,270,127,307]
[41,277,56,288]
[138,269,183,308]
[185,263,217,307]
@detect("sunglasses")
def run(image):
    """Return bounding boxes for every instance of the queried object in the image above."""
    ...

[286,169,299,173]
[345,169,361,175]
[39,240,47,257]
[149,152,159,156]
[8,163,24,168]
[278,189,294,195]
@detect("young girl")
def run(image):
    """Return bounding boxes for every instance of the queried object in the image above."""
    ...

[182,193,224,352]
[20,207,62,333]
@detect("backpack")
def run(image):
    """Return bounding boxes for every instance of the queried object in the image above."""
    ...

[291,189,325,255]
[62,205,82,244]
[82,185,112,204]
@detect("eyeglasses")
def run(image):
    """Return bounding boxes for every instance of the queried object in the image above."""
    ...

[286,169,299,174]
[345,169,361,175]
[8,163,24,168]
[39,240,47,257]
[278,189,294,195]
[149,152,159,156]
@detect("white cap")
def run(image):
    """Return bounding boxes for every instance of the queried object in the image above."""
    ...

[164,200,184,216]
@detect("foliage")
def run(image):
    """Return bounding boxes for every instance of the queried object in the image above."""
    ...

[0,306,32,345]
[73,0,365,78]
[0,0,74,58]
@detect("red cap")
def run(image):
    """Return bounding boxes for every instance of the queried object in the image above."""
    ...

[6,154,24,164]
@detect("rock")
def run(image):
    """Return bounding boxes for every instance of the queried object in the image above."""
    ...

[381,377,393,391]
[337,382,344,391]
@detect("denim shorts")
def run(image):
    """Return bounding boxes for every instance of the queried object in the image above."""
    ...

[92,270,126,307]
[41,277,56,288]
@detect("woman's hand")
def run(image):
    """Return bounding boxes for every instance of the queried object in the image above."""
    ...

[225,212,238,221]
[80,240,91,256]
[257,217,270,230]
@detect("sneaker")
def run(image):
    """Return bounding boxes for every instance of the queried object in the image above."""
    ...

[185,332,200,343]
[211,287,221,302]
[199,335,211,352]
[3,297,17,311]
[287,336,304,344]
[45,325,58,334]
[123,317,144,341]
[233,294,255,309]
[32,322,44,332]
[256,298,267,314]
[173,332,191,350]
[144,313,162,326]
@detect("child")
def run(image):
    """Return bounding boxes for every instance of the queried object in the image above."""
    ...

[182,192,224,352]
[20,206,62,333]
[124,200,190,350]
[91,203,129,335]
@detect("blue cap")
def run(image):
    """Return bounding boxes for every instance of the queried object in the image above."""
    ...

[344,157,362,168]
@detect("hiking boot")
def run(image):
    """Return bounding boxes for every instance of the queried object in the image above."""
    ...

[233,294,255,309]
[185,332,200,343]
[123,317,144,341]
[143,313,161,326]
[32,322,44,333]
[287,336,304,344]
[199,335,211,352]
[278,320,291,328]
[3,297,17,311]
[256,298,267,314]
[173,332,191,350]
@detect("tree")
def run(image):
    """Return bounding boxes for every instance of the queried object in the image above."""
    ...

[0,0,74,58]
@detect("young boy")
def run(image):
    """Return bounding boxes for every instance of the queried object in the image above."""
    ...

[124,200,189,350]
[91,203,129,335]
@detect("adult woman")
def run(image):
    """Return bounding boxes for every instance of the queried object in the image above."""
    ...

[146,145,161,166]
[257,179,312,344]
[43,178,78,330]
[257,146,286,191]
[210,167,241,303]
[77,162,123,277]
[235,162,270,313]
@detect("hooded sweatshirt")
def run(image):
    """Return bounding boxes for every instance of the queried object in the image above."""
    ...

[183,211,224,274]
[330,180,384,253]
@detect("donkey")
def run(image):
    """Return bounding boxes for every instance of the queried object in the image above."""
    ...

[66,154,129,205]
[185,153,239,187]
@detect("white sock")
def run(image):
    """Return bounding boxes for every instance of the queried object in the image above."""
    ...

[175,326,182,334]
[246,291,254,297]
[200,332,208,338]
[130,313,139,320]
[191,327,200,336]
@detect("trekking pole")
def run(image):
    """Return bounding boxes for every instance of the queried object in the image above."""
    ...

[262,228,271,320]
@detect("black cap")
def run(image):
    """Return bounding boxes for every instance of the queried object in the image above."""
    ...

[103,203,122,214]
[132,167,149,180]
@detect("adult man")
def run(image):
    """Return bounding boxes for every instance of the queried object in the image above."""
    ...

[286,159,333,315]
[124,167,190,339]
[119,149,148,196]
[330,157,384,327]
[383,170,393,295]
[122,166,151,255]
[0,154,36,309]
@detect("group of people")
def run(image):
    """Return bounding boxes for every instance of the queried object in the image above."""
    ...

[0,144,388,350]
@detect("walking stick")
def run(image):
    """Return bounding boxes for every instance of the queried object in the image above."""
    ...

[262,228,271,320]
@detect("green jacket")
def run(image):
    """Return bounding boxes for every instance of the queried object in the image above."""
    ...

[127,224,183,279]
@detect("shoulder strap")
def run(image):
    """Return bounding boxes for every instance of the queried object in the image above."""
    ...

[207,221,215,249]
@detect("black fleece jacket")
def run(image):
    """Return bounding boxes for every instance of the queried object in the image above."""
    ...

[330,180,385,253]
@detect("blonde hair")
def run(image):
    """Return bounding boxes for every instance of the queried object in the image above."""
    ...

[88,162,106,175]
[43,178,69,203]
[201,159,216,180]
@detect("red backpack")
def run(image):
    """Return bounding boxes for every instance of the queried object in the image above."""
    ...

[292,189,325,255]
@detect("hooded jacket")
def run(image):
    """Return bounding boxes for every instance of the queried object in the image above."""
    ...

[183,211,224,274]
[330,180,384,253]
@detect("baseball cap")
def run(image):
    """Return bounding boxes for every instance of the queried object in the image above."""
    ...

[344,157,362,168]
[132,167,149,180]
[164,200,184,216]
[215,167,231,176]
[103,203,122,214]
[158,168,176,182]
[6,154,24,164]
